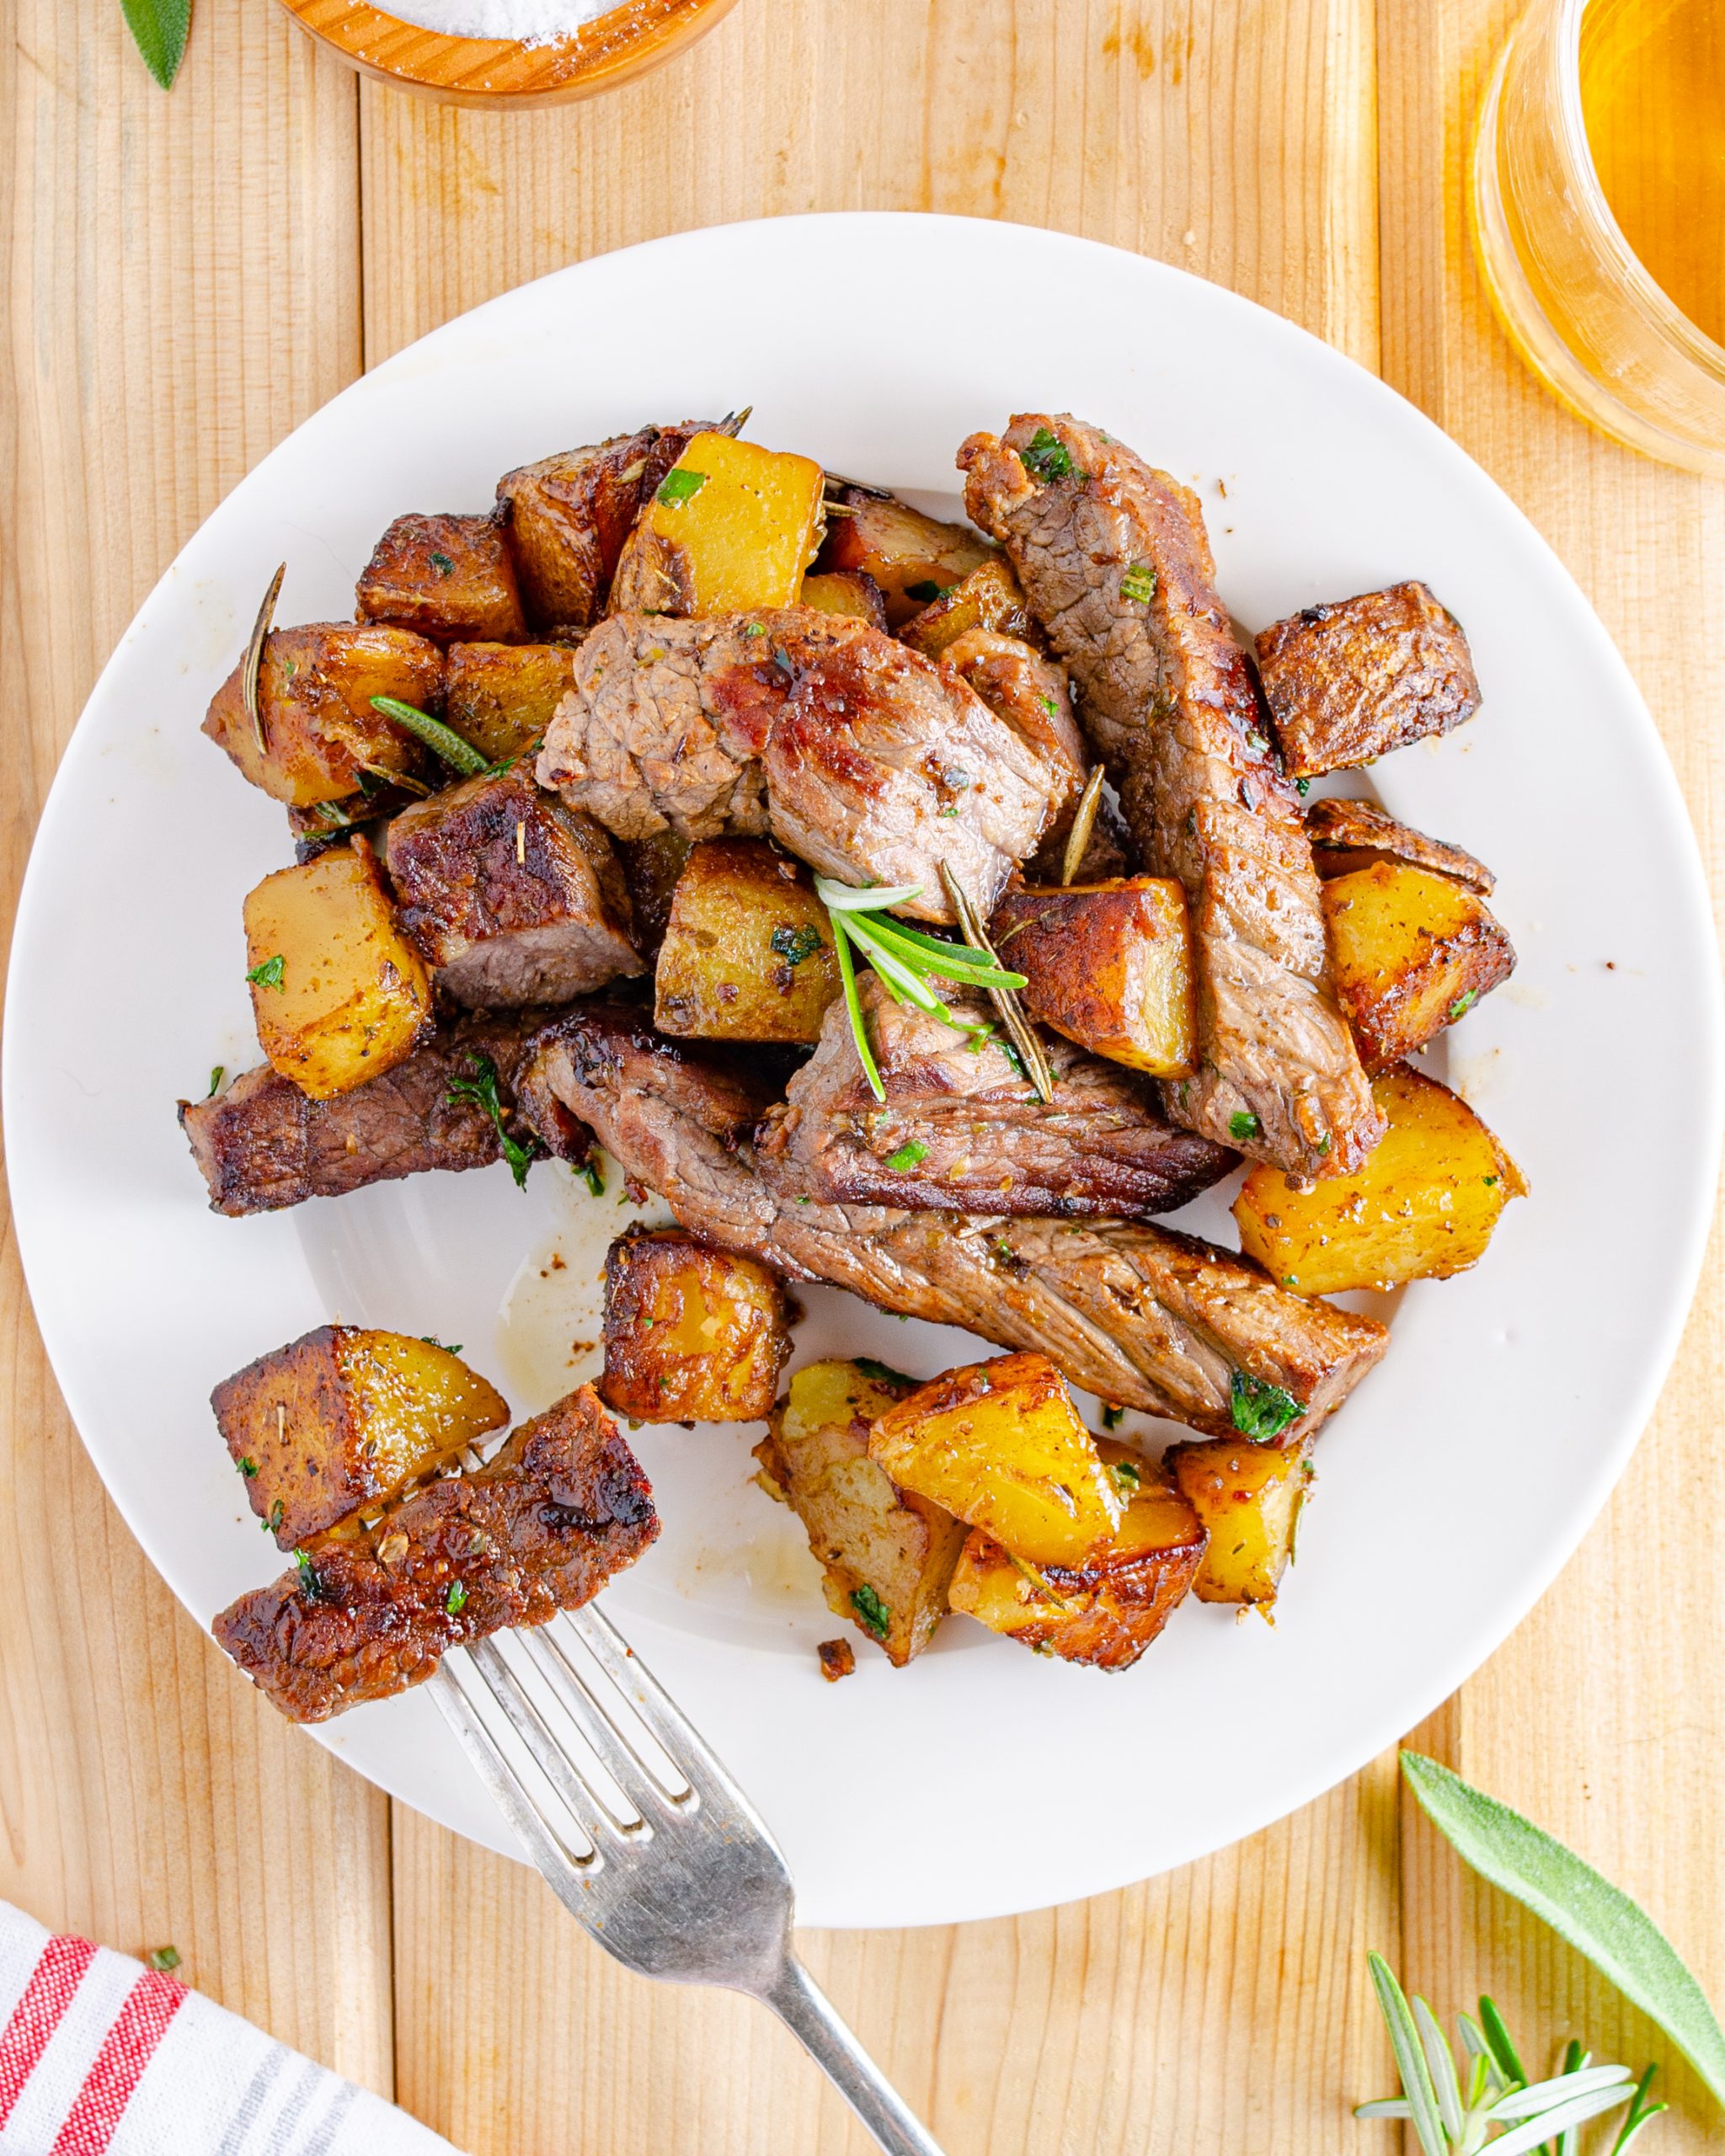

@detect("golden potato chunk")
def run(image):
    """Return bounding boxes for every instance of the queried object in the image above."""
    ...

[203,623,441,807]
[243,838,433,1100]
[754,1358,966,1666]
[990,878,1198,1078]
[817,489,996,627]
[213,1325,510,1550]
[1234,1064,1527,1295]
[441,641,579,766]
[1305,797,1494,894]
[798,571,888,627]
[654,839,841,1043]
[1168,1436,1314,1607]
[897,557,1038,659]
[355,511,526,644]
[868,1352,1123,1570]
[601,1228,790,1424]
[609,434,826,617]
[497,425,699,630]
[1323,861,1516,1073]
[948,1445,1206,1668]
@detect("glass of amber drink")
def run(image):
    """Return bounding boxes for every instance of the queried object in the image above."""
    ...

[1473,0,1725,474]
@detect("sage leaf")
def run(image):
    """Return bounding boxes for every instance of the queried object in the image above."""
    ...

[120,0,190,89]
[1402,1751,1725,2105]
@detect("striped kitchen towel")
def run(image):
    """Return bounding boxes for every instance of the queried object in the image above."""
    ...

[0,1903,462,2154]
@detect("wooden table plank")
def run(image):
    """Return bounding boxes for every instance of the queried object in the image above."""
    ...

[0,0,395,2089]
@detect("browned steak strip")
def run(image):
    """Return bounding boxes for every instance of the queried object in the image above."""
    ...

[211,1388,656,1723]
[521,1007,1386,1441]
[179,1007,586,1217]
[536,609,1073,924]
[960,414,1381,1180]
[754,974,1233,1219]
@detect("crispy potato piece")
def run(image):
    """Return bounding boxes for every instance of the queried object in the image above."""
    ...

[243,838,433,1099]
[1323,860,1516,1072]
[497,425,701,629]
[654,839,841,1043]
[948,1445,1206,1668]
[1255,582,1481,776]
[214,1326,510,1550]
[609,434,827,617]
[754,1358,966,1666]
[1305,797,1494,894]
[204,623,441,807]
[355,512,527,644]
[817,1637,857,1680]
[798,571,888,627]
[618,830,692,960]
[817,490,996,627]
[1168,1435,1313,1606]
[1235,1064,1527,1294]
[601,1227,790,1423]
[897,557,1038,659]
[442,642,579,765]
[991,878,1198,1078]
[868,1352,1123,1569]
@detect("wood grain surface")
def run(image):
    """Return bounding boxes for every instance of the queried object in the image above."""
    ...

[2,2,1720,2151]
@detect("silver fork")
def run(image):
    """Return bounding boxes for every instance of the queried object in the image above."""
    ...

[428,1603,947,2156]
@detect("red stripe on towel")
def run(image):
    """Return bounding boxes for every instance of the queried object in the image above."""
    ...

[49,1969,185,2154]
[0,1934,99,2123]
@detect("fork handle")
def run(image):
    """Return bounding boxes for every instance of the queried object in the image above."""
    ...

[761,1955,948,2156]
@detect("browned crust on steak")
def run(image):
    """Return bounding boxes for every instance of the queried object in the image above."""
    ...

[1305,796,1495,894]
[211,1388,657,1723]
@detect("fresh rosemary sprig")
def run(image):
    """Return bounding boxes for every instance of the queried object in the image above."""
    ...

[370,696,489,778]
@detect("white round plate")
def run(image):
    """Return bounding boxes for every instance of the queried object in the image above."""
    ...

[7,215,1719,1929]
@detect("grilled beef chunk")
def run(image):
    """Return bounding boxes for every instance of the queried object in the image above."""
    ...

[960,414,1380,1180]
[1255,583,1480,776]
[355,512,527,645]
[754,975,1232,1219]
[179,1008,585,1217]
[536,609,1074,924]
[386,769,644,1008]
[1305,796,1495,894]
[519,1006,1387,1441]
[212,1388,656,1724]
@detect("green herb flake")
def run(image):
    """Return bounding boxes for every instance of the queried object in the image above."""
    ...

[1482,1174,1498,1188]
[206,1066,225,1097]
[419,1336,462,1354]
[656,467,709,505]
[446,1054,540,1189]
[1036,692,1059,718]
[744,622,768,638]
[1230,1368,1303,1442]
[446,1580,469,1615]
[849,1583,891,1639]
[1295,777,1311,797]
[1119,562,1157,605]
[1022,426,1076,483]
[1111,1458,1142,1491]
[237,1456,259,1479]
[369,695,489,776]
[579,1159,606,1198]
[294,1549,320,1595]
[855,1357,916,1390]
[428,551,456,577]
[146,1945,182,1975]
[1450,988,1481,1019]
[1229,1109,1261,1141]
[885,1140,929,1173]
[246,954,286,992]
[1101,1404,1126,1432]
[771,924,824,968]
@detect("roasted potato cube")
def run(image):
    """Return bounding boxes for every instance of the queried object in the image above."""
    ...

[991,878,1197,1078]
[754,1358,966,1666]
[601,1227,790,1423]
[798,571,888,627]
[355,511,526,644]
[497,424,703,629]
[817,1637,857,1681]
[654,839,841,1043]
[213,1325,510,1550]
[609,433,826,617]
[897,557,1038,659]
[817,489,996,627]
[1168,1436,1314,1606]
[442,641,579,766]
[204,622,441,807]
[1305,797,1494,894]
[868,1352,1123,1569]
[1323,860,1515,1072]
[1255,581,1481,776]
[243,837,433,1099]
[948,1445,1206,1668]
[1235,1064,1527,1294]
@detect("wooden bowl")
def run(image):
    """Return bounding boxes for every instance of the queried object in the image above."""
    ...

[276,0,740,107]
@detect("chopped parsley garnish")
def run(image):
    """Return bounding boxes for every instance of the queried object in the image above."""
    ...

[1111,1458,1142,1490]
[849,1583,891,1639]
[1229,1109,1261,1141]
[744,622,768,638]
[884,1139,929,1173]
[1022,426,1076,482]
[656,467,708,505]
[294,1549,320,1595]
[1483,1174,1499,1188]
[238,1456,259,1478]
[903,580,946,605]
[146,1945,181,1975]
[428,551,455,576]
[1036,692,1059,718]
[207,1065,224,1097]
[1230,1368,1303,1443]
[446,1054,540,1189]
[578,1159,605,1198]
[246,954,286,992]
[264,1498,285,1534]
[1101,1404,1126,1431]
[1295,777,1311,796]
[446,1581,469,1614]
[770,924,824,968]
[1450,988,1481,1018]
[1119,561,1157,604]
[854,1357,916,1390]
[419,1336,462,1354]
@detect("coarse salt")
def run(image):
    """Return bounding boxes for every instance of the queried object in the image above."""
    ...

[383,0,613,41]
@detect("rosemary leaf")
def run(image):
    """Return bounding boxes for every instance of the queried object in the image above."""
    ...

[1483,2083,1638,2156]
[1365,1953,1449,2156]
[370,696,489,776]
[1413,1995,1466,2141]
[240,562,285,757]
[830,914,884,1103]
[1488,2063,1633,2119]
[1060,765,1106,886]
[121,0,191,89]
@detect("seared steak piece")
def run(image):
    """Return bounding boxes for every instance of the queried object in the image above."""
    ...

[1305,796,1495,894]
[521,1007,1387,1441]
[386,769,644,1007]
[960,414,1380,1179]
[179,1008,585,1217]
[1255,583,1481,776]
[536,609,1074,924]
[212,1388,657,1723]
[755,975,1232,1219]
